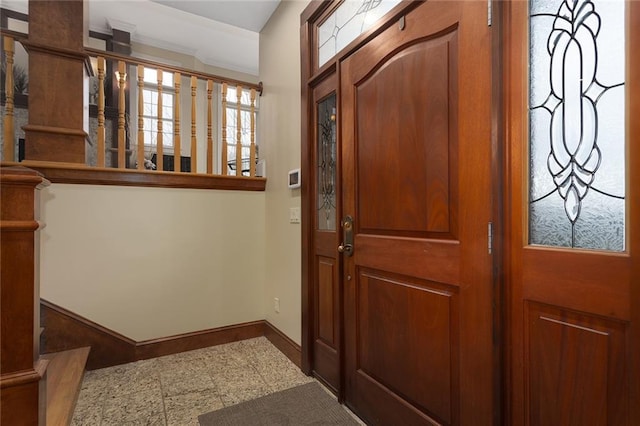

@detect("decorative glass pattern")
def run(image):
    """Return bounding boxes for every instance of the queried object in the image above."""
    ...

[318,0,402,67]
[317,94,337,231]
[529,0,625,251]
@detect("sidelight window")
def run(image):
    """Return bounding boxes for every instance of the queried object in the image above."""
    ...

[528,0,626,251]
[317,94,337,231]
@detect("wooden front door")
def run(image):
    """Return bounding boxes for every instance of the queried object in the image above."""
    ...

[340,2,495,424]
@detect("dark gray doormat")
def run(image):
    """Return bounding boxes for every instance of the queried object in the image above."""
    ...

[198,382,361,425]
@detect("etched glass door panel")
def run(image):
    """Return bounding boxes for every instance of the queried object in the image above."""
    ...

[529,0,625,250]
[318,0,402,67]
[317,94,337,231]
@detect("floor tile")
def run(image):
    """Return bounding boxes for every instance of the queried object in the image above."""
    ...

[159,365,216,397]
[101,387,165,425]
[73,337,320,424]
[164,389,224,426]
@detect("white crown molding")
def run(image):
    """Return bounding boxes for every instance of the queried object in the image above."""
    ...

[133,34,199,58]
[107,18,137,35]
[200,56,258,77]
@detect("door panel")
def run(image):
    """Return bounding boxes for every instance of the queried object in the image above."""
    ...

[311,74,341,392]
[357,270,458,424]
[341,1,494,424]
[356,32,457,238]
[317,257,337,345]
[526,303,628,426]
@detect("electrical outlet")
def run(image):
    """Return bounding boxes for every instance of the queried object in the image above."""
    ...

[274,297,280,313]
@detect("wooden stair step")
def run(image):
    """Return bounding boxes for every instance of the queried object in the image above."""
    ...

[42,347,91,426]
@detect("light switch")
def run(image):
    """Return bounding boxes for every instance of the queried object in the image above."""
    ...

[290,207,301,224]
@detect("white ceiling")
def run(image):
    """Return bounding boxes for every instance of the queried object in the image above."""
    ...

[150,0,281,32]
[2,0,283,76]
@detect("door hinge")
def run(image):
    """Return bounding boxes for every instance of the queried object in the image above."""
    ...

[488,222,493,254]
[488,0,492,27]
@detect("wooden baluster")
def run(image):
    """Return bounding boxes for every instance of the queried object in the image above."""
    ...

[97,57,106,167]
[137,65,144,170]
[156,69,163,171]
[117,61,126,169]
[236,85,243,176]
[3,36,15,162]
[174,73,181,173]
[221,83,228,175]
[207,80,214,174]
[190,76,197,173]
[250,88,256,177]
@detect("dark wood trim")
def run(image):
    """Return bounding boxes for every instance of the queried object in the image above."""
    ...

[0,7,28,29]
[491,2,506,425]
[136,321,265,361]
[628,2,640,422]
[41,299,136,370]
[9,161,267,191]
[88,30,111,42]
[300,12,314,376]
[41,300,304,370]
[0,166,50,426]
[0,28,27,40]
[0,359,48,389]
[21,40,94,76]
[264,321,302,368]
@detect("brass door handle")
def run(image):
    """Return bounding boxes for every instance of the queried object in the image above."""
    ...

[338,244,353,255]
[339,215,354,256]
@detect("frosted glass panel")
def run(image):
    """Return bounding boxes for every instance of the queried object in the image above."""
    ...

[317,94,337,231]
[318,0,402,67]
[529,0,625,251]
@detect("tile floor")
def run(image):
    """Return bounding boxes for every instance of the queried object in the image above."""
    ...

[71,337,316,425]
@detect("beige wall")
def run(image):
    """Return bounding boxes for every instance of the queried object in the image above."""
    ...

[40,184,266,341]
[259,0,309,345]
[37,0,308,344]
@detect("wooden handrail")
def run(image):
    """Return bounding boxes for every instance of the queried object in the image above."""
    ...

[84,47,262,93]
[0,31,261,94]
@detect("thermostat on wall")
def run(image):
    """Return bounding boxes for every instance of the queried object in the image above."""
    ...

[288,169,301,189]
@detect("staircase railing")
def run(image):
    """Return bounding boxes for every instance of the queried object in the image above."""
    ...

[2,32,264,182]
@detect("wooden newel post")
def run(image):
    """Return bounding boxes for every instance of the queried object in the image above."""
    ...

[0,166,51,425]
[22,0,91,164]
